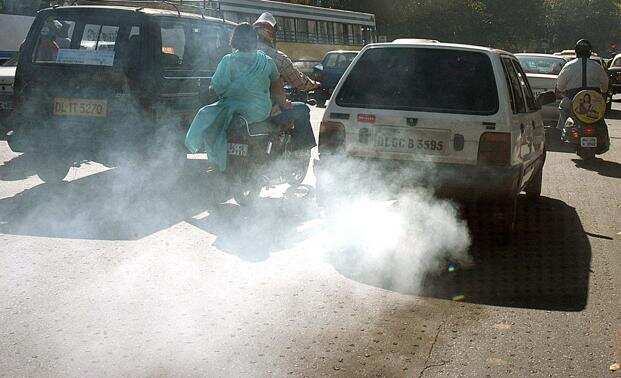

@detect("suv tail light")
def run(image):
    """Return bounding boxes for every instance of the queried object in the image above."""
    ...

[319,121,345,153]
[477,132,511,166]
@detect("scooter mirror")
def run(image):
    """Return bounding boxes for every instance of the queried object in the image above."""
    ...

[537,91,557,107]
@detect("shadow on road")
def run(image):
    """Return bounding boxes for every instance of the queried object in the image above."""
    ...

[545,127,575,153]
[0,153,40,181]
[0,160,219,240]
[330,197,592,312]
[605,108,621,120]
[186,192,316,262]
[572,158,621,179]
[0,157,316,262]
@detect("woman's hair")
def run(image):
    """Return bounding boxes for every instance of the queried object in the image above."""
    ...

[230,23,258,52]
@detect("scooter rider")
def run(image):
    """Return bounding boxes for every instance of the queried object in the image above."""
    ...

[556,39,609,129]
[253,13,319,152]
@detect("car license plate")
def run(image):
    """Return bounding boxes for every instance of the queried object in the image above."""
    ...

[228,143,248,157]
[580,137,597,147]
[53,98,107,117]
[373,127,447,154]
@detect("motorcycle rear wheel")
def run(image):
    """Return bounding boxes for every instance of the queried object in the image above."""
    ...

[233,184,261,206]
[577,147,596,161]
[287,150,311,186]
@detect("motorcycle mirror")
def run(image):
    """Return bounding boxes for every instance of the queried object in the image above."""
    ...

[537,91,557,107]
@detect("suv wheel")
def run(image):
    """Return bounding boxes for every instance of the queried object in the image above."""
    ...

[35,154,70,183]
[525,152,545,201]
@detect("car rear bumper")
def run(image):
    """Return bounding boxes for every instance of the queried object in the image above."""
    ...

[315,155,521,202]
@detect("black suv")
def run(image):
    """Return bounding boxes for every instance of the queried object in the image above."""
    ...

[9,4,234,182]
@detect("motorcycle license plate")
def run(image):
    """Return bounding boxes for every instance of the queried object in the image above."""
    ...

[580,137,597,148]
[228,143,248,157]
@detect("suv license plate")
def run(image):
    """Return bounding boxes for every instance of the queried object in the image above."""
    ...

[374,127,447,154]
[580,137,597,147]
[228,143,248,157]
[53,98,107,117]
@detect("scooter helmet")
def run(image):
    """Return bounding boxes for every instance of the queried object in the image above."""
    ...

[575,39,592,58]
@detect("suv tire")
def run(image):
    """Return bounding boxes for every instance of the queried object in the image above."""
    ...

[525,151,545,200]
[35,155,70,183]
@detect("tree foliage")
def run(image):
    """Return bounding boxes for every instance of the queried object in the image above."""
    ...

[319,0,621,55]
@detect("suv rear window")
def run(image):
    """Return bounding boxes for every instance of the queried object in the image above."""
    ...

[336,47,499,115]
[32,15,140,68]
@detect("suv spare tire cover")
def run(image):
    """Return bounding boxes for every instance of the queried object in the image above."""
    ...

[571,90,606,124]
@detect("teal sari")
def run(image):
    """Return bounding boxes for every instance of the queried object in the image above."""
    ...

[185,50,279,171]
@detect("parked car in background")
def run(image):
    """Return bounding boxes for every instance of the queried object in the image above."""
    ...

[516,53,566,126]
[316,40,556,242]
[608,53,621,100]
[293,59,321,77]
[313,50,358,107]
[0,58,18,137]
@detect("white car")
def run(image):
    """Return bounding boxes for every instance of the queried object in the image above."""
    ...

[316,41,556,240]
[515,53,567,126]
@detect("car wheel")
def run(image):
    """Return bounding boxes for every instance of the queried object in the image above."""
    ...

[35,154,70,183]
[525,153,545,201]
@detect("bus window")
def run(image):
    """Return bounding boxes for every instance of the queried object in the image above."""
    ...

[353,25,363,45]
[282,17,296,41]
[308,20,317,43]
[275,16,285,41]
[334,23,344,45]
[296,19,308,42]
[318,21,329,44]
[346,24,354,44]
[327,22,335,44]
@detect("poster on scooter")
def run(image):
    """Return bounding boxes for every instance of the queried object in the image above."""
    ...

[571,90,605,124]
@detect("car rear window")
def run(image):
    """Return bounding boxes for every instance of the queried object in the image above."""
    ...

[335,47,499,115]
[517,56,566,75]
[32,14,141,68]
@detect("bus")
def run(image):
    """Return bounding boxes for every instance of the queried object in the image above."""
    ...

[70,0,377,61]
[217,0,376,61]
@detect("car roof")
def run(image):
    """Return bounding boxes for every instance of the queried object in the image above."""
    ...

[326,50,359,55]
[364,41,512,56]
[45,5,235,25]
[515,53,567,60]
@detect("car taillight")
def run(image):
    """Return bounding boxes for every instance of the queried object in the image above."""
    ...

[319,121,345,153]
[477,132,511,166]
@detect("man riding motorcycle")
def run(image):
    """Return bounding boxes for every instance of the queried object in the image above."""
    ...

[556,39,609,130]
[253,13,319,153]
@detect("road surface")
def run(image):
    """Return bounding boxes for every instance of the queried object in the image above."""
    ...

[1,103,620,377]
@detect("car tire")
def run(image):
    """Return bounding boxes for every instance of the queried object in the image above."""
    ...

[35,155,70,183]
[525,153,545,201]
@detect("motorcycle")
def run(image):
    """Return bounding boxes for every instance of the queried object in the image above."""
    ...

[561,89,610,160]
[224,114,310,205]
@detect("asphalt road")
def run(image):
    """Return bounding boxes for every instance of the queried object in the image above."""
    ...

[1,104,620,377]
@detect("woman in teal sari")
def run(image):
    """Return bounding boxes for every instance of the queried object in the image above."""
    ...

[185,23,285,171]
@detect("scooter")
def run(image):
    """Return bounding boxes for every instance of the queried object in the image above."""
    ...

[561,89,610,160]
[224,114,310,205]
